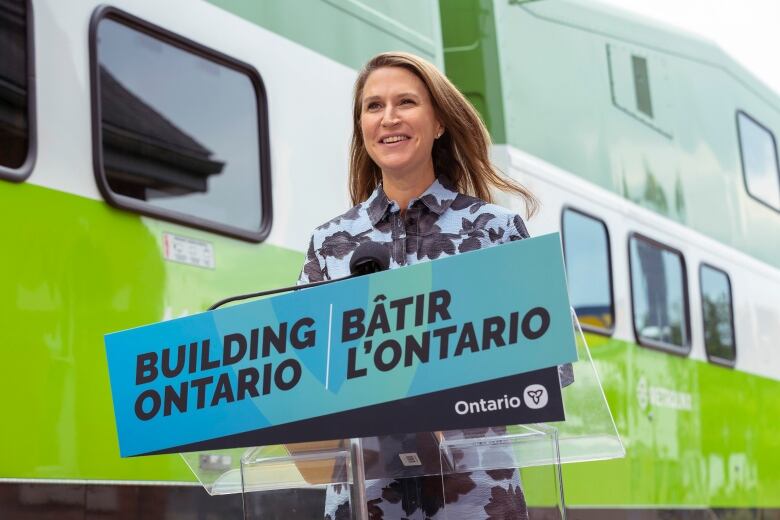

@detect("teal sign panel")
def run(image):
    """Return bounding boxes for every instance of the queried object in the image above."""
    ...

[105,233,577,456]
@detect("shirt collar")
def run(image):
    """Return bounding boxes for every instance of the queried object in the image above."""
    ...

[366,175,458,226]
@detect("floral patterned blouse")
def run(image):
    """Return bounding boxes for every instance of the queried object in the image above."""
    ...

[299,175,532,520]
[298,175,531,283]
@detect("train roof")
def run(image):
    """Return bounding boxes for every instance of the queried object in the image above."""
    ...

[534,0,780,108]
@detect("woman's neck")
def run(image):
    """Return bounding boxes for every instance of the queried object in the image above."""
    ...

[381,163,436,214]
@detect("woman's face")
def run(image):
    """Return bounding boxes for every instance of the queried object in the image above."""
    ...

[360,67,443,178]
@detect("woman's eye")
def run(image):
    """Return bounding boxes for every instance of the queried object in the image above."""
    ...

[400,98,415,105]
[366,102,381,111]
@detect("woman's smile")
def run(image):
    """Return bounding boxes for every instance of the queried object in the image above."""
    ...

[379,134,411,145]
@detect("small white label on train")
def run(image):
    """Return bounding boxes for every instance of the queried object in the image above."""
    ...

[162,233,215,269]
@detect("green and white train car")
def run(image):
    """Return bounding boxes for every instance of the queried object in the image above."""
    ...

[0,0,777,517]
[443,1,780,516]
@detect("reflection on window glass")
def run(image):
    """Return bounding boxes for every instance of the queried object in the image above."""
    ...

[630,236,689,350]
[96,17,266,235]
[0,0,29,170]
[700,265,736,363]
[737,112,780,210]
[562,209,613,332]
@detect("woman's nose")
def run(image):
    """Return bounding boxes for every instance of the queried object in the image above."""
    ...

[381,106,400,127]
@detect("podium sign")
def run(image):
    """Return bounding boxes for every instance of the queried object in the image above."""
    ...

[105,233,578,457]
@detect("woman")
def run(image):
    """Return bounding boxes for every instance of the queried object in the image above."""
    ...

[299,52,538,520]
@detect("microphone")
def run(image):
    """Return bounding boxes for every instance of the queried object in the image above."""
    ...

[349,241,390,275]
[208,241,390,311]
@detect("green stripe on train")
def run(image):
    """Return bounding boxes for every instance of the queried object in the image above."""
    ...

[0,180,302,482]
[523,333,780,508]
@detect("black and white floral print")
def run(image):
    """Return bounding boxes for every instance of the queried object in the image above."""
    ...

[320,428,529,520]
[299,175,529,284]
[301,176,534,519]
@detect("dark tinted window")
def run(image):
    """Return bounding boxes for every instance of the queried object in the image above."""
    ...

[562,209,614,333]
[0,0,31,173]
[629,235,690,353]
[632,55,653,118]
[92,10,271,241]
[737,111,780,211]
[700,265,736,365]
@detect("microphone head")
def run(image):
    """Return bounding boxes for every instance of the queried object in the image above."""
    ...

[350,241,390,275]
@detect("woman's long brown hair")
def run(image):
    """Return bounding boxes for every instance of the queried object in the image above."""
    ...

[349,52,539,218]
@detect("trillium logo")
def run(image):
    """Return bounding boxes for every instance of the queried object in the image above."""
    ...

[523,384,549,409]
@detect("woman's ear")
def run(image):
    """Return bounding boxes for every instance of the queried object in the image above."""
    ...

[435,125,445,139]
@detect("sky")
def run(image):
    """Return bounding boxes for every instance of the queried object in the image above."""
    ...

[598,0,780,96]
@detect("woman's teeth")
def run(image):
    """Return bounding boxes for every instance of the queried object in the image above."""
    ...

[382,136,409,144]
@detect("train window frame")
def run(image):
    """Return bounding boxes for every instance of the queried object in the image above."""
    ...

[88,5,273,242]
[735,110,780,213]
[627,232,692,356]
[560,206,615,336]
[699,263,737,368]
[0,0,37,181]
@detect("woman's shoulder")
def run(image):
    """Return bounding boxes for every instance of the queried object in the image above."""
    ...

[299,201,373,284]
[447,193,529,239]
[310,202,370,240]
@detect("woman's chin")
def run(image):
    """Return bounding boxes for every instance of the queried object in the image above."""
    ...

[376,157,429,177]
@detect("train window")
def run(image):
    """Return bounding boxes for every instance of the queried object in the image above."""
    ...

[736,111,780,211]
[0,0,34,179]
[629,234,690,354]
[606,44,672,138]
[90,7,272,241]
[631,55,653,118]
[700,264,736,366]
[561,208,614,334]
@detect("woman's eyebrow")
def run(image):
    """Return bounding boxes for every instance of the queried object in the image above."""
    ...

[362,92,421,103]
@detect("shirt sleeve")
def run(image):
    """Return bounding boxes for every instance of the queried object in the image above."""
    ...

[297,234,328,285]
[505,213,530,241]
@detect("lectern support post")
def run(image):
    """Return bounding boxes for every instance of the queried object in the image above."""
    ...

[348,437,369,520]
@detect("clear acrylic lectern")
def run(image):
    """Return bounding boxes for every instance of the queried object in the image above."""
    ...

[181,311,624,519]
